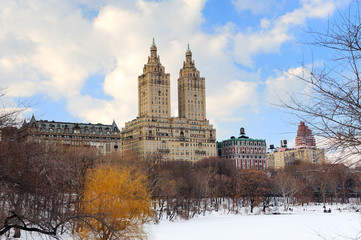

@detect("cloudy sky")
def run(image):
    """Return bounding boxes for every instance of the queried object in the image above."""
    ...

[0,0,350,147]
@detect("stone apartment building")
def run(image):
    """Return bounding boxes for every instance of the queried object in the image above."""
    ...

[267,147,325,170]
[120,41,217,161]
[20,115,120,154]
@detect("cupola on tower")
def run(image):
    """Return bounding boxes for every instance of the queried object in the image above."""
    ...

[138,39,171,119]
[178,45,206,121]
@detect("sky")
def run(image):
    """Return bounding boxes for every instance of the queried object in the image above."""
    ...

[0,0,351,148]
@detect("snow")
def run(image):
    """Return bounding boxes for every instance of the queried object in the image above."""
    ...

[146,204,361,240]
[5,204,361,240]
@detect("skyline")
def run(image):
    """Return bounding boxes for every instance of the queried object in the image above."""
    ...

[0,0,350,148]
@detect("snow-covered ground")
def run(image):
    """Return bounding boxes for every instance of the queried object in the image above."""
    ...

[146,204,361,240]
[6,204,361,240]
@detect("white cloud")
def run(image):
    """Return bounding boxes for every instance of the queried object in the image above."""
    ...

[66,95,132,127]
[231,0,339,67]
[207,81,259,119]
[263,66,309,106]
[260,19,271,29]
[0,1,112,99]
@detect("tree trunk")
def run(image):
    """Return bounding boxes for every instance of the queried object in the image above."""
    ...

[13,228,21,238]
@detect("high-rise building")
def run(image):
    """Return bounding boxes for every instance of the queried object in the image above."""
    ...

[120,41,217,161]
[295,121,316,148]
[138,39,171,119]
[178,44,206,121]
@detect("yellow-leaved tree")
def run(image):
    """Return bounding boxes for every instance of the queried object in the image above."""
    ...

[76,165,152,240]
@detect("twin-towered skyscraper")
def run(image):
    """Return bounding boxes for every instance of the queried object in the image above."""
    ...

[138,40,206,121]
[121,40,216,161]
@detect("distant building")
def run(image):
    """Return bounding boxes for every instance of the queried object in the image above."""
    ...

[120,41,217,161]
[217,128,267,170]
[21,115,120,154]
[267,122,324,170]
[267,147,325,170]
[295,121,316,148]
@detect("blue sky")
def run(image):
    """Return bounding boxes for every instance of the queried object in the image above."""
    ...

[0,0,350,148]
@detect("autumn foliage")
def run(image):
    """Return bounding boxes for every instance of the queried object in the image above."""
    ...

[76,165,152,240]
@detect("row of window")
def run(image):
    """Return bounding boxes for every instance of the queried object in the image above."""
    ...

[37,128,118,135]
[221,141,266,147]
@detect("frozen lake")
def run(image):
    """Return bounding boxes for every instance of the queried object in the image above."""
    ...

[146,205,361,240]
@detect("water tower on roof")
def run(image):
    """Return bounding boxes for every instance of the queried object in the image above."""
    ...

[239,127,249,139]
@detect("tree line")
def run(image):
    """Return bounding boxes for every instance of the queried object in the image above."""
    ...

[140,156,361,219]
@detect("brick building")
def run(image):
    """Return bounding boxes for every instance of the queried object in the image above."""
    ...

[217,128,267,170]
[295,121,316,148]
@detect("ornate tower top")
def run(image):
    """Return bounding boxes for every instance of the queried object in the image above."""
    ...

[150,38,157,59]
[186,43,192,64]
[178,43,206,121]
[183,44,195,69]
[139,41,170,119]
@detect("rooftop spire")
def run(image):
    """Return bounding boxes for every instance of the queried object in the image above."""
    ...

[30,114,36,123]
[150,38,157,58]
[186,43,192,63]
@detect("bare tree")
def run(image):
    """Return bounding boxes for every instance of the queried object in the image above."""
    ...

[0,89,28,128]
[281,1,361,164]
[237,170,271,213]
[307,164,334,205]
[0,141,80,237]
[273,171,304,211]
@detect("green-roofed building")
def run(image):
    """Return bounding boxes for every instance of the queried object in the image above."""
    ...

[217,128,267,170]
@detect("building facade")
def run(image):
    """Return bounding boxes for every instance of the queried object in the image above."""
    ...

[267,122,324,170]
[120,41,217,161]
[21,115,121,154]
[267,148,325,170]
[178,45,206,121]
[138,40,171,119]
[295,121,316,148]
[217,129,267,170]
